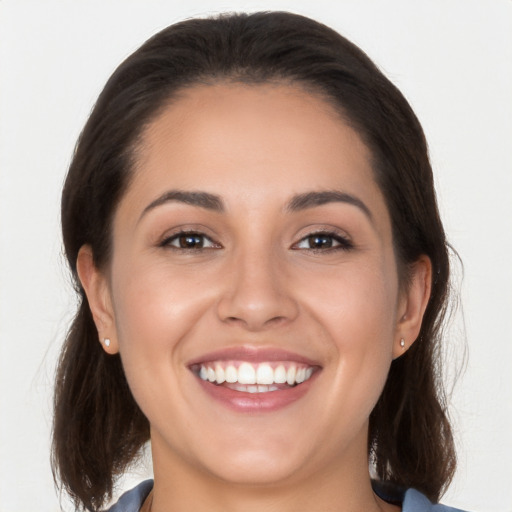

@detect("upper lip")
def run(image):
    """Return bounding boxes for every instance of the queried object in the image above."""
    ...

[187,345,321,367]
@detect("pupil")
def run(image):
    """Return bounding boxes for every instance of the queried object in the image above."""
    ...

[309,235,332,248]
[180,234,203,248]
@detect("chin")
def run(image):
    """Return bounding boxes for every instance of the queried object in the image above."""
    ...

[183,427,312,486]
[203,451,304,487]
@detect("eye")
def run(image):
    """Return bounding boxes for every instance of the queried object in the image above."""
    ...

[160,231,220,250]
[293,231,353,251]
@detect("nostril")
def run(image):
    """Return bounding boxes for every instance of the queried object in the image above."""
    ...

[223,314,288,329]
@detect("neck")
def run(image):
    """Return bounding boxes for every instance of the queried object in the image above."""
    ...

[149,432,399,512]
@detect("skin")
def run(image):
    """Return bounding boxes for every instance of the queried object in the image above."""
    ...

[78,83,431,512]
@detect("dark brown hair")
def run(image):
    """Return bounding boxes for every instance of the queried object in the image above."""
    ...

[53,11,455,511]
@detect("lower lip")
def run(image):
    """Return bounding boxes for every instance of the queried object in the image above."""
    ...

[195,373,318,413]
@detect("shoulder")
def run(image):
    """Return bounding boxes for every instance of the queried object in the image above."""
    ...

[105,480,470,512]
[103,480,154,512]
[373,482,470,512]
[403,488,470,512]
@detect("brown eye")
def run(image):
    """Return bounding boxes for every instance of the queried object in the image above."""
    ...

[161,232,219,250]
[177,234,205,248]
[293,231,353,251]
[306,234,334,249]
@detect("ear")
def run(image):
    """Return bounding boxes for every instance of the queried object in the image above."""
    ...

[76,245,119,354]
[393,255,432,359]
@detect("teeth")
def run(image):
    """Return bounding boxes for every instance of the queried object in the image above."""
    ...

[238,362,256,384]
[296,367,306,384]
[274,365,287,384]
[215,364,225,384]
[286,366,296,386]
[256,363,274,385]
[225,365,237,383]
[231,384,280,393]
[197,361,315,388]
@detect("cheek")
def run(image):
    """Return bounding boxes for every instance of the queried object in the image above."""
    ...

[109,259,216,384]
[299,260,398,414]
[301,258,399,344]
[108,261,217,432]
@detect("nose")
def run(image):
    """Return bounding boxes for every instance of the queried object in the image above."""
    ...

[216,250,299,331]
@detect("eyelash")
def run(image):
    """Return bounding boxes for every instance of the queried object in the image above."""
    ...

[159,229,353,253]
[291,231,353,252]
[159,231,221,251]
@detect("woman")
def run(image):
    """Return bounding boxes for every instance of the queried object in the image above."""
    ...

[52,11,467,512]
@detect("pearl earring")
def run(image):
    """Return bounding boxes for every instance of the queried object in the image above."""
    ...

[104,338,111,347]
[400,338,405,348]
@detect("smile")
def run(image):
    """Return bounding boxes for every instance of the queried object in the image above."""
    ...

[195,361,315,393]
[189,347,320,411]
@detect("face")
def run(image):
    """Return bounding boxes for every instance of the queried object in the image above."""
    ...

[81,83,428,489]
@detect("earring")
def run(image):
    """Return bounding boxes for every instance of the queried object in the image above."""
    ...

[104,338,111,347]
[400,338,405,348]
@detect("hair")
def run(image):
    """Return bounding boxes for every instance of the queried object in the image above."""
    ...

[53,11,456,511]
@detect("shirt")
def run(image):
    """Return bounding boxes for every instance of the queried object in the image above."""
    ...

[105,479,469,511]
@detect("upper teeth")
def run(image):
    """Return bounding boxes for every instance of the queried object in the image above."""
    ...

[197,362,314,386]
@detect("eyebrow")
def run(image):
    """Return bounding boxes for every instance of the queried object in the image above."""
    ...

[139,188,372,222]
[286,190,373,220]
[140,190,224,221]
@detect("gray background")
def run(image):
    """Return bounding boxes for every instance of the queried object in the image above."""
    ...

[1,1,511,510]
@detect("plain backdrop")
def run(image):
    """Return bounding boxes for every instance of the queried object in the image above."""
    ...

[1,1,511,511]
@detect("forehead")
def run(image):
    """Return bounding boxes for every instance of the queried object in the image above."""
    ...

[122,82,389,224]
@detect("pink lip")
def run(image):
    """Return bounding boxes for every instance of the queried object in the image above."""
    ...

[187,345,320,366]
[188,346,321,413]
